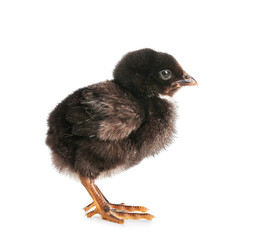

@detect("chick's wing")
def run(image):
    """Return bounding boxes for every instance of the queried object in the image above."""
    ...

[66,81,143,141]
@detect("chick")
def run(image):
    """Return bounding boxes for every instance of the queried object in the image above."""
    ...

[46,48,197,224]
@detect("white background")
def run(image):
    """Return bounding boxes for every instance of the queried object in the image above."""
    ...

[1,0,253,239]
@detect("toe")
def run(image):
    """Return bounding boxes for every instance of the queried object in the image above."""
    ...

[101,211,125,224]
[83,202,95,211]
[109,203,149,213]
[86,209,98,218]
[111,209,155,220]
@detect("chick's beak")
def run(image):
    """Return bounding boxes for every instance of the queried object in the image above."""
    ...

[174,72,198,87]
[165,71,198,96]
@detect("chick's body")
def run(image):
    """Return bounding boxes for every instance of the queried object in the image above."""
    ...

[46,48,197,223]
[46,80,176,179]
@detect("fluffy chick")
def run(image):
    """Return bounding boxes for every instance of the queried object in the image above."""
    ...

[46,48,197,223]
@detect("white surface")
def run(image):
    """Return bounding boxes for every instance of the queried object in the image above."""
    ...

[0,0,253,239]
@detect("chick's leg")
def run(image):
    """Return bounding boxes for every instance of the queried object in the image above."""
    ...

[80,176,124,224]
[80,176,154,224]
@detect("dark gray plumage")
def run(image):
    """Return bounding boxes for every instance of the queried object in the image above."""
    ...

[46,48,197,223]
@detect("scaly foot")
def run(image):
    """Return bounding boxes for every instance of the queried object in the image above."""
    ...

[80,176,154,224]
[84,202,154,223]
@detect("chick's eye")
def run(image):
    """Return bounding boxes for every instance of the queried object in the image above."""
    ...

[159,70,172,80]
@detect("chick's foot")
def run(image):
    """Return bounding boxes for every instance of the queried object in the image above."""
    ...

[84,201,154,222]
[80,176,154,224]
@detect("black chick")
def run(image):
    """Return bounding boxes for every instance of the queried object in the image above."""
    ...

[46,48,197,224]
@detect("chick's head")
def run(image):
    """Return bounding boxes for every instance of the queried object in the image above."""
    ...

[113,48,197,98]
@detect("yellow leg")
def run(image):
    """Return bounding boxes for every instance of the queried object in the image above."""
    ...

[80,175,154,224]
